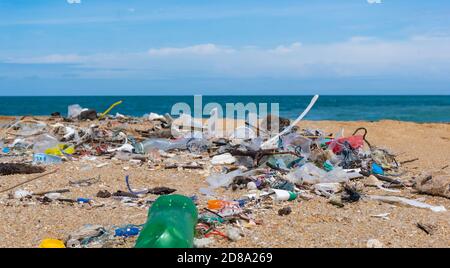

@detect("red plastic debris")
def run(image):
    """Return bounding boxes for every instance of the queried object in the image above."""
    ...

[327,135,364,154]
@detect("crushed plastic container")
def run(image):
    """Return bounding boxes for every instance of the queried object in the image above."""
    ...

[135,195,198,248]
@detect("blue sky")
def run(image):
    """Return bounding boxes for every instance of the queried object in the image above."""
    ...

[1,0,450,95]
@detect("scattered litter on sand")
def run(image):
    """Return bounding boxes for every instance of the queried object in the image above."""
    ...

[1,97,449,248]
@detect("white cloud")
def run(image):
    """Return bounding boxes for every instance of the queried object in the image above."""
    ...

[6,54,86,64]
[367,0,382,4]
[5,36,450,79]
[67,0,81,4]
[269,42,302,54]
[148,44,235,56]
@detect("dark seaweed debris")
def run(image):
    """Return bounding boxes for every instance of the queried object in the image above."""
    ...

[0,163,45,176]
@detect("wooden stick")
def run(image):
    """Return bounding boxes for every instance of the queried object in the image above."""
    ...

[400,158,419,165]
[360,170,402,185]
[0,169,58,194]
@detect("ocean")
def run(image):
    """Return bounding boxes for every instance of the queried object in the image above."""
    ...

[0,95,449,122]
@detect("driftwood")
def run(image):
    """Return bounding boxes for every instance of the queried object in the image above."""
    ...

[400,158,419,165]
[416,222,436,235]
[165,164,203,170]
[360,170,403,185]
[414,172,450,199]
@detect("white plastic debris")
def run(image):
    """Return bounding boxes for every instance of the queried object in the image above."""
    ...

[96,163,109,168]
[286,163,361,184]
[225,226,242,242]
[371,213,390,220]
[68,104,86,118]
[369,195,446,212]
[193,238,215,248]
[115,113,127,119]
[367,239,383,248]
[210,153,236,165]
[171,114,204,138]
[247,181,257,190]
[262,95,319,150]
[63,126,77,140]
[44,192,62,200]
[206,169,243,189]
[14,189,32,199]
[313,183,343,197]
[108,143,134,153]
[148,112,165,121]
[363,175,401,193]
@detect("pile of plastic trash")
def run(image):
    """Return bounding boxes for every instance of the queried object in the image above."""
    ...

[0,96,447,248]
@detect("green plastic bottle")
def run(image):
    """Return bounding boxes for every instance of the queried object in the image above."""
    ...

[135,194,198,248]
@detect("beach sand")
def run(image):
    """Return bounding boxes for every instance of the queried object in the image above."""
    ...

[0,118,449,248]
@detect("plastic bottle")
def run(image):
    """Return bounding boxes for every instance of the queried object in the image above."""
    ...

[134,138,188,154]
[134,137,207,154]
[33,153,62,165]
[135,195,198,248]
[270,189,297,201]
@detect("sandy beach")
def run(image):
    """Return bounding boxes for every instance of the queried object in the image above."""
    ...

[0,117,449,248]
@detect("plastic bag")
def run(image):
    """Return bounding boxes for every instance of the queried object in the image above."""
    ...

[286,163,361,184]
[281,133,312,158]
[68,104,84,119]
[32,134,59,154]
[206,169,244,189]
[327,135,364,154]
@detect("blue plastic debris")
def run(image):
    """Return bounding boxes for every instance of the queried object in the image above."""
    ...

[114,225,141,237]
[76,198,91,204]
[371,163,384,175]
